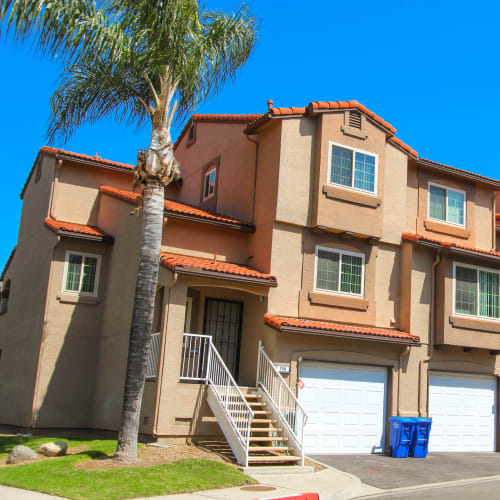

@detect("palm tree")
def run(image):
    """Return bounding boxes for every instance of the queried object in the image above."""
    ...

[1,0,257,463]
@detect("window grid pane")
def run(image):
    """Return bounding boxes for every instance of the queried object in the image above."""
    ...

[353,152,375,192]
[81,257,98,294]
[330,146,353,187]
[316,250,339,291]
[479,271,499,318]
[65,254,82,292]
[340,254,363,295]
[429,186,446,221]
[455,266,477,315]
[447,190,465,225]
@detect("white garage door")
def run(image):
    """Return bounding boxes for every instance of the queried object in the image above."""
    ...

[429,372,497,452]
[298,362,387,454]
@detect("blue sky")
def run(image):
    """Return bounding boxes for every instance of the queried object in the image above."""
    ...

[1,0,499,271]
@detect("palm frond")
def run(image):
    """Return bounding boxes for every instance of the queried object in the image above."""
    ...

[48,58,152,143]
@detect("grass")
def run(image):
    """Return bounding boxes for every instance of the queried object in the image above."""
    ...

[0,435,255,499]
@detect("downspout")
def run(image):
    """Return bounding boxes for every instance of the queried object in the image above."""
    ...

[152,267,178,438]
[492,192,500,251]
[397,346,411,416]
[418,253,441,417]
[246,134,259,223]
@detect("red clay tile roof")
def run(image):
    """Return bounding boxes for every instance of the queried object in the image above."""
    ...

[99,185,254,231]
[44,217,113,242]
[264,313,419,344]
[402,232,500,259]
[174,113,262,150]
[244,100,418,158]
[41,146,135,171]
[417,158,500,189]
[160,252,277,285]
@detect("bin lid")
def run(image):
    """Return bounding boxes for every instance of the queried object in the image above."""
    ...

[411,417,432,423]
[389,417,415,423]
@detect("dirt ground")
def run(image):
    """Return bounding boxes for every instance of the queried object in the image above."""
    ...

[0,430,322,472]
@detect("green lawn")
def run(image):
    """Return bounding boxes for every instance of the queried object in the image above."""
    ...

[0,436,255,499]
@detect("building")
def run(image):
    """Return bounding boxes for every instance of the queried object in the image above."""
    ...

[1,100,500,465]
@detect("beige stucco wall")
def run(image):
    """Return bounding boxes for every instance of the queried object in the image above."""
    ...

[248,120,282,274]
[51,159,134,226]
[0,152,57,426]
[174,122,256,223]
[311,113,387,238]
[91,194,143,430]
[275,117,316,226]
[162,218,249,265]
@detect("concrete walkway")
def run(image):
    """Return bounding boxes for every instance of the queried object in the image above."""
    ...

[0,485,65,499]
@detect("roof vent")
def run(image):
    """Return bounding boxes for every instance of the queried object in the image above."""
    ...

[349,110,362,129]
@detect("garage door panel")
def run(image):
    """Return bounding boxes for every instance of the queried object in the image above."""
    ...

[429,372,497,452]
[299,362,387,454]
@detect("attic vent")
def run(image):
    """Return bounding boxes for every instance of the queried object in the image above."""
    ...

[349,110,362,129]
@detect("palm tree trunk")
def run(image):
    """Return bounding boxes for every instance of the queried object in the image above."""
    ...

[115,178,164,463]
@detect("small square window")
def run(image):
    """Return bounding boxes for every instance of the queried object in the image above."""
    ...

[314,246,365,297]
[203,167,216,201]
[62,251,101,296]
[428,182,466,227]
[329,143,377,194]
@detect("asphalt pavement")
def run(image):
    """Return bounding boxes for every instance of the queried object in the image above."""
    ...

[311,452,500,489]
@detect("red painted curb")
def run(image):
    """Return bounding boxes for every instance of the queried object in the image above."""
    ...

[254,493,319,500]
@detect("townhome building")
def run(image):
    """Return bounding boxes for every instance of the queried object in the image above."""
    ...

[1,100,500,466]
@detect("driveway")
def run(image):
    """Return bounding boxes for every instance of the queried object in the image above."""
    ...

[310,452,500,489]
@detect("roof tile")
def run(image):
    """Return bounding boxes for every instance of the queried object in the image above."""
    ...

[160,252,277,284]
[99,185,254,229]
[264,313,419,342]
[402,232,500,258]
[44,217,113,241]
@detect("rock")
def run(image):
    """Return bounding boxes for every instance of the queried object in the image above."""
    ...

[6,445,38,464]
[37,441,68,457]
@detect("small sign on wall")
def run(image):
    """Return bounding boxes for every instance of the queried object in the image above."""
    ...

[297,379,305,389]
[275,364,290,374]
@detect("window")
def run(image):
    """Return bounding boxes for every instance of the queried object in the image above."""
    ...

[0,279,11,315]
[314,246,365,297]
[428,183,466,227]
[454,263,500,320]
[329,142,377,194]
[62,251,101,296]
[203,166,216,200]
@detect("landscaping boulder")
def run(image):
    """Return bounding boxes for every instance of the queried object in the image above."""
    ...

[37,441,68,457]
[6,445,38,464]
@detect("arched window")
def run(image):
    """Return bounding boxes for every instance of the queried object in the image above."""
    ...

[0,279,11,315]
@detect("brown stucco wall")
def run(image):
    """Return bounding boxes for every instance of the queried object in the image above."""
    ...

[0,153,57,426]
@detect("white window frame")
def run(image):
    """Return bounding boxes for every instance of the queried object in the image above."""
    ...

[203,166,217,201]
[313,245,365,298]
[453,261,500,322]
[328,141,379,196]
[61,250,101,297]
[428,182,466,228]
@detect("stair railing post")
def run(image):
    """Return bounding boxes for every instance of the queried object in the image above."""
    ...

[256,340,262,387]
[205,337,212,384]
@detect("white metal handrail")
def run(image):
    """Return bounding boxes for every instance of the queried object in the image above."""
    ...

[256,342,309,461]
[145,332,162,379]
[180,333,211,381]
[180,333,254,465]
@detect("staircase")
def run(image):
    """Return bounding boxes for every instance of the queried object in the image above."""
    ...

[181,334,308,467]
[244,388,302,464]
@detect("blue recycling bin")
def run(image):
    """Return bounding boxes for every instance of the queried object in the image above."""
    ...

[410,418,432,458]
[389,417,415,458]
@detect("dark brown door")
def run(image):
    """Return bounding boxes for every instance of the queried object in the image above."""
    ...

[203,298,243,380]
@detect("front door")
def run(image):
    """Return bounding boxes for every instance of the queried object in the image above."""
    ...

[203,298,243,380]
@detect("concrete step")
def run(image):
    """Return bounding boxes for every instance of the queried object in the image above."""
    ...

[247,401,266,407]
[249,419,277,424]
[247,455,302,463]
[253,410,272,415]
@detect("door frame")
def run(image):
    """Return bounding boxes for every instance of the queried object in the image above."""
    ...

[203,297,244,381]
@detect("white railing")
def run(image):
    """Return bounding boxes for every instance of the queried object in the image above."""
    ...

[180,333,254,466]
[256,342,308,464]
[180,333,211,381]
[145,332,162,379]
